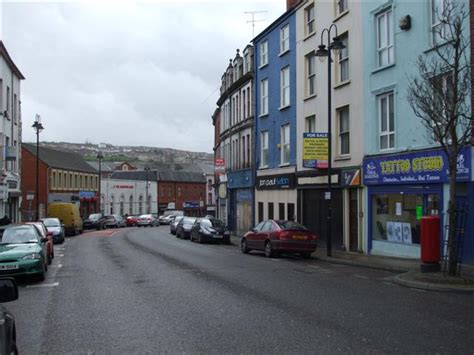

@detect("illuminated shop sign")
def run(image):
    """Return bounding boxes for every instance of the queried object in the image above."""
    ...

[256,174,295,190]
[363,147,471,185]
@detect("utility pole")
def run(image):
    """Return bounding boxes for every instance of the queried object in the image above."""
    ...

[244,11,267,38]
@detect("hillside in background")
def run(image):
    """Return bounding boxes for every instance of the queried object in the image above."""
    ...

[35,141,214,174]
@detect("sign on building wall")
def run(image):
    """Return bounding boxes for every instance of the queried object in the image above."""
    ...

[256,174,295,190]
[363,147,472,185]
[303,133,328,169]
[215,158,225,174]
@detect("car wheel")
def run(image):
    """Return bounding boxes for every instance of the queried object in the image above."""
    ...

[198,234,203,244]
[264,241,275,258]
[241,238,249,254]
[190,233,194,242]
[301,252,312,259]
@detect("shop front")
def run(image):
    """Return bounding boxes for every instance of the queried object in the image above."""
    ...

[227,169,254,236]
[79,191,98,217]
[363,147,472,260]
[217,175,227,225]
[255,172,297,224]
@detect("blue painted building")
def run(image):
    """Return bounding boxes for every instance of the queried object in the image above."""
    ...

[361,0,473,264]
[253,6,298,223]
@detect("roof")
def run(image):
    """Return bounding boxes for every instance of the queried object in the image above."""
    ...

[22,143,98,173]
[110,170,159,181]
[252,5,297,43]
[158,171,206,183]
[87,161,116,172]
[0,41,25,80]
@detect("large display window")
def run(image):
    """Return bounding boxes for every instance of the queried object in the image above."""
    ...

[370,187,442,246]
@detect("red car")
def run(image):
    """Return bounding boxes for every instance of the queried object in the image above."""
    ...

[26,222,54,264]
[125,215,139,227]
[241,220,317,259]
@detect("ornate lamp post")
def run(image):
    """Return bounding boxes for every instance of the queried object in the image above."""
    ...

[97,152,104,214]
[32,114,44,221]
[315,24,345,257]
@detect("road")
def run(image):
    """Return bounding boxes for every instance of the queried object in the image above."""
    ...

[7,226,474,354]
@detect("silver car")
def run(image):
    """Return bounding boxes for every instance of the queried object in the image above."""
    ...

[136,214,159,227]
[170,216,184,235]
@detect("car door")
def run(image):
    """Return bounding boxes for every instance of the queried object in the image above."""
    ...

[256,221,273,250]
[246,221,264,249]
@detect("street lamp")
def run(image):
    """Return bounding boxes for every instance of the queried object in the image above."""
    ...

[32,114,44,221]
[145,167,150,214]
[315,24,345,257]
[97,152,104,214]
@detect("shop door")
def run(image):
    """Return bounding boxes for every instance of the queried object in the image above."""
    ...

[236,201,252,236]
[302,189,343,250]
[349,189,358,252]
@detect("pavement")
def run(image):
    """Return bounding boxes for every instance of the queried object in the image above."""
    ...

[231,234,474,293]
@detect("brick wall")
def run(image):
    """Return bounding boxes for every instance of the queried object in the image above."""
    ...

[21,147,49,218]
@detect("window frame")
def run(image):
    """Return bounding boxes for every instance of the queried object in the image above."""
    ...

[260,131,269,168]
[376,8,394,68]
[305,4,315,37]
[336,0,348,16]
[260,40,268,67]
[306,52,316,97]
[280,124,290,165]
[280,24,290,54]
[337,33,349,84]
[337,106,350,156]
[431,0,449,46]
[260,78,268,116]
[378,92,395,151]
[280,66,290,108]
[305,115,316,133]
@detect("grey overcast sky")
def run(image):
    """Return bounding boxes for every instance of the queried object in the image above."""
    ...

[0,0,285,153]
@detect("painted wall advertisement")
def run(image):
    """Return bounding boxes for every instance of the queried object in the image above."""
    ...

[303,133,328,169]
[363,147,472,185]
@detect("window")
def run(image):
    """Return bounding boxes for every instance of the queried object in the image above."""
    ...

[287,203,295,221]
[337,33,349,83]
[378,92,395,150]
[260,79,268,115]
[129,196,133,214]
[306,52,316,96]
[305,4,315,36]
[430,72,454,140]
[258,202,264,223]
[268,202,274,220]
[13,94,17,124]
[336,0,348,15]
[178,187,182,197]
[246,87,251,117]
[280,24,289,54]
[260,131,269,167]
[431,0,448,45]
[260,40,268,67]
[138,196,143,215]
[337,106,350,155]
[6,86,10,115]
[280,66,290,108]
[280,124,290,165]
[305,115,316,132]
[247,134,251,168]
[376,9,394,67]
[279,203,285,220]
[69,174,73,189]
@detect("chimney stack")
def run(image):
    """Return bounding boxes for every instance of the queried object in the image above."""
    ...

[287,0,302,10]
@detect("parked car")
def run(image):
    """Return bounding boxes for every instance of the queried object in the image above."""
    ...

[0,224,48,281]
[158,214,175,225]
[83,213,107,230]
[190,217,230,244]
[0,277,19,355]
[175,217,197,239]
[47,202,83,236]
[40,218,65,244]
[241,220,317,259]
[26,222,54,265]
[136,214,159,227]
[104,215,126,228]
[170,216,184,235]
[125,215,139,227]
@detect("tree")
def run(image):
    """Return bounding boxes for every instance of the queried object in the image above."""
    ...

[407,2,472,275]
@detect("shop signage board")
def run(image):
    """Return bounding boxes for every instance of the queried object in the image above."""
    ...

[303,133,328,169]
[363,147,472,185]
[256,174,295,190]
[215,158,225,174]
[340,169,361,187]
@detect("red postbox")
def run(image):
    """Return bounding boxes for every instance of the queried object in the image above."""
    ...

[420,216,441,271]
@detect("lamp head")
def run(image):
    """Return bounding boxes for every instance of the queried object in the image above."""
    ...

[329,36,345,57]
[315,44,329,62]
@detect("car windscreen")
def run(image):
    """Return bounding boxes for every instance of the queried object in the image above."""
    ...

[183,217,196,226]
[1,227,39,244]
[275,221,308,231]
[42,218,60,227]
[88,214,102,220]
[201,219,225,228]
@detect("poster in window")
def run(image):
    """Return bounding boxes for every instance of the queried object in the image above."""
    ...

[402,223,412,244]
[387,222,402,243]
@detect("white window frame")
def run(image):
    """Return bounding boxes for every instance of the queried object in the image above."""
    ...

[378,92,395,150]
[260,40,268,67]
[336,0,348,16]
[280,124,290,165]
[260,131,269,168]
[305,4,315,36]
[306,52,316,97]
[337,33,349,83]
[280,24,290,54]
[305,115,316,132]
[431,0,449,45]
[260,79,268,116]
[376,8,394,68]
[337,106,350,156]
[280,66,290,108]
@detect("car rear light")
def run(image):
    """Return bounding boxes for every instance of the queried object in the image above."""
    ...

[276,231,290,240]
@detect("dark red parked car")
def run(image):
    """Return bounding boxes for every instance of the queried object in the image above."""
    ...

[125,215,139,227]
[241,220,317,259]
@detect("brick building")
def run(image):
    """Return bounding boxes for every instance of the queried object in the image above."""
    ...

[21,144,99,220]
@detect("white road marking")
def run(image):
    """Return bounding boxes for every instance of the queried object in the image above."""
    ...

[50,264,63,268]
[55,254,65,257]
[26,282,59,288]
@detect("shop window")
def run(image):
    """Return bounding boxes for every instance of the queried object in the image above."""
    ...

[372,192,441,245]
[279,203,285,220]
[268,202,274,220]
[287,203,295,221]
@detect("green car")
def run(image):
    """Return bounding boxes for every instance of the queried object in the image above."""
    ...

[0,225,49,281]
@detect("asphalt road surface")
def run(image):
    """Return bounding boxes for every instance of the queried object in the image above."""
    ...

[7,226,474,354]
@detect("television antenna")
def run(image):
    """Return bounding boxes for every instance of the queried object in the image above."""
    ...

[244,11,267,39]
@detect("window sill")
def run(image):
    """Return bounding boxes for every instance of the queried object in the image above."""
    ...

[259,63,268,70]
[379,147,396,153]
[423,41,449,54]
[304,93,317,101]
[279,105,291,111]
[278,49,290,57]
[372,63,395,74]
[334,10,349,22]
[303,32,316,42]
[279,163,290,167]
[259,113,269,118]
[334,80,350,89]
[259,165,269,170]
[335,155,351,161]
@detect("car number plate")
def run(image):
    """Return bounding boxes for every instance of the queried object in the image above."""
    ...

[292,235,307,240]
[0,264,19,270]
[213,235,223,239]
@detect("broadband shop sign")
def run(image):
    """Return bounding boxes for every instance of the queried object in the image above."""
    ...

[363,147,471,185]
